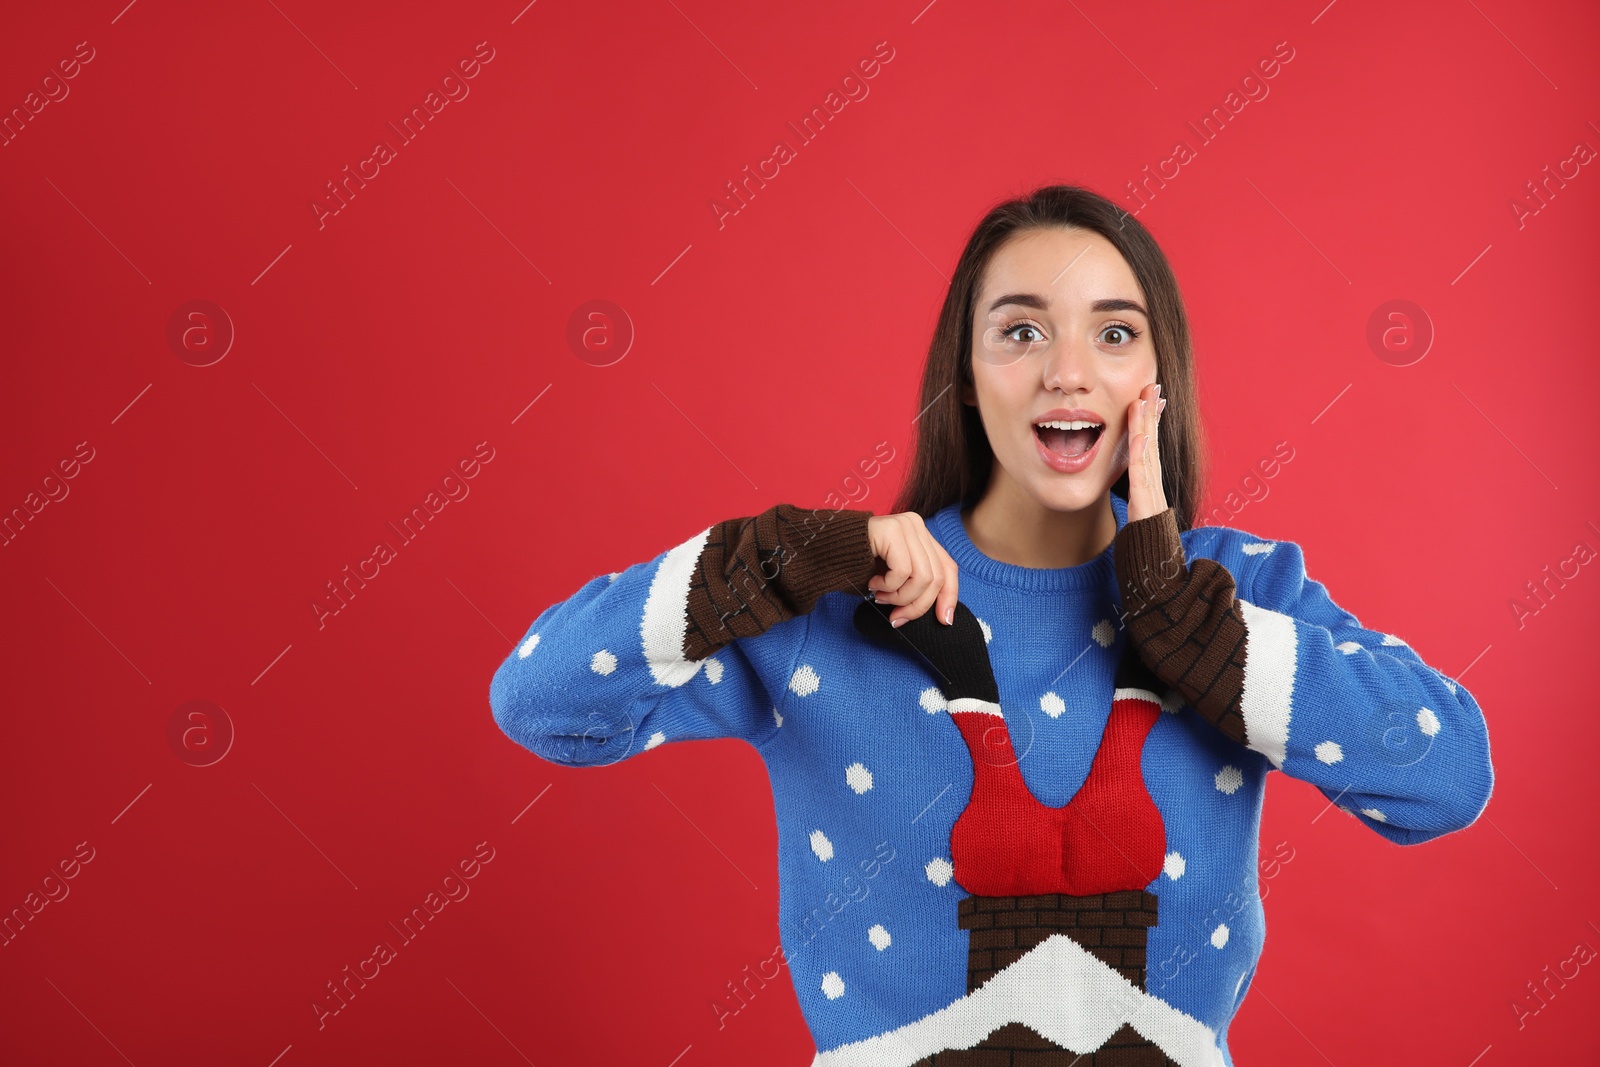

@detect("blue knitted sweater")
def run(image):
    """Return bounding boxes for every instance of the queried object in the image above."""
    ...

[488,490,1494,1066]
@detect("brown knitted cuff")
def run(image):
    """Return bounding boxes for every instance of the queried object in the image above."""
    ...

[1113,508,1189,616]
[1113,508,1251,747]
[682,504,879,660]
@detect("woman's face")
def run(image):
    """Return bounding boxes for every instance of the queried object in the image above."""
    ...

[963,226,1159,514]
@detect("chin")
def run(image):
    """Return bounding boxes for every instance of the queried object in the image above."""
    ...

[1030,476,1108,513]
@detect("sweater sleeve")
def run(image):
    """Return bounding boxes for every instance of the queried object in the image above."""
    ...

[1113,507,1495,846]
[489,503,880,767]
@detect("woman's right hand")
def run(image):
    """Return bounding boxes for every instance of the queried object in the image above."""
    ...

[866,512,959,627]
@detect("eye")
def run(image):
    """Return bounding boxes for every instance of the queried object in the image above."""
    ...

[1000,321,1045,345]
[1098,321,1142,347]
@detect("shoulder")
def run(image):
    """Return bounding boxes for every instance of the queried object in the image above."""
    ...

[1181,519,1310,604]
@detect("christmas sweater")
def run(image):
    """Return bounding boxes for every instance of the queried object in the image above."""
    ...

[488,490,1494,1066]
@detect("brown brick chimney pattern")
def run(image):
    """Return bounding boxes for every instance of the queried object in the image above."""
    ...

[1114,507,1252,748]
[910,891,1179,1066]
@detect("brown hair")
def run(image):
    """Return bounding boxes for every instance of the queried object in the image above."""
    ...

[891,184,1209,532]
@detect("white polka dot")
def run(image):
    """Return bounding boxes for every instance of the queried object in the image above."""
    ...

[1440,675,1458,694]
[1361,807,1387,823]
[1040,692,1066,718]
[591,650,617,675]
[845,763,874,794]
[517,633,540,658]
[1163,851,1185,879]
[772,707,784,728]
[919,687,948,714]
[1417,707,1440,736]
[925,857,954,887]
[868,924,891,951]
[1338,805,1356,817]
[1242,542,1274,556]
[977,618,992,643]
[705,657,724,684]
[1335,641,1362,654]
[1314,741,1343,765]
[1092,619,1117,647]
[1211,924,1230,948]
[643,731,665,750]
[1215,765,1243,794]
[1381,633,1406,646]
[607,572,620,581]
[810,830,834,861]
[790,664,820,698]
[821,972,845,999]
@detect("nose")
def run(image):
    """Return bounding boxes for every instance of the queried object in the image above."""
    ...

[1040,332,1093,393]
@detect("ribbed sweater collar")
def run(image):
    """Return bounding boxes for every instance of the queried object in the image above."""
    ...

[926,490,1129,595]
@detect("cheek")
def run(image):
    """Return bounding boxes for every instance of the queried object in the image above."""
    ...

[970,364,1031,431]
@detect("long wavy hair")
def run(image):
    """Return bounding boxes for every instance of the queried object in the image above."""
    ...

[890,184,1209,532]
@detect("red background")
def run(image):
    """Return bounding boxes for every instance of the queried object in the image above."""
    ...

[3,0,1598,1063]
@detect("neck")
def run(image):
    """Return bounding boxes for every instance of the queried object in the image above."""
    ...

[961,482,1118,571]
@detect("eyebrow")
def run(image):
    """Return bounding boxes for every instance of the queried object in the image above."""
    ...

[986,293,1150,319]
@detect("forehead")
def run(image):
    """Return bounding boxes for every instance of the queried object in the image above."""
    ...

[977,227,1143,305]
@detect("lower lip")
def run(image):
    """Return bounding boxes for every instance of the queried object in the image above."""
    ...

[1034,426,1104,474]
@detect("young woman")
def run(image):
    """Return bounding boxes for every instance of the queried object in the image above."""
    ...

[489,185,1494,1067]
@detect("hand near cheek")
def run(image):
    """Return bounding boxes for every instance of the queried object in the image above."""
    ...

[1125,382,1169,523]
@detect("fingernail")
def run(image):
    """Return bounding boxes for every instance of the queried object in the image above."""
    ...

[1158,398,1167,413]
[1140,399,1147,413]
[1154,383,1163,399]
[891,617,907,628]
[944,607,954,624]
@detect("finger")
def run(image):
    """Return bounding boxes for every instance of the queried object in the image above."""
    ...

[933,544,960,625]
[895,542,943,626]
[1123,395,1144,480]
[875,527,913,596]
[887,532,936,622]
[900,571,942,627]
[1131,402,1150,491]
[1148,411,1164,481]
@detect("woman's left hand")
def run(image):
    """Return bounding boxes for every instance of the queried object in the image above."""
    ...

[1125,382,1169,523]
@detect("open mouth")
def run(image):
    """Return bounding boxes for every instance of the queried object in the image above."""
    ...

[1033,420,1105,458]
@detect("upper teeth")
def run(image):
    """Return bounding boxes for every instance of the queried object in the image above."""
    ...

[1035,420,1101,430]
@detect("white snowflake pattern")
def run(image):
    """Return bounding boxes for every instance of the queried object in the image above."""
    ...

[1163,851,1185,879]
[1091,619,1116,647]
[790,664,821,698]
